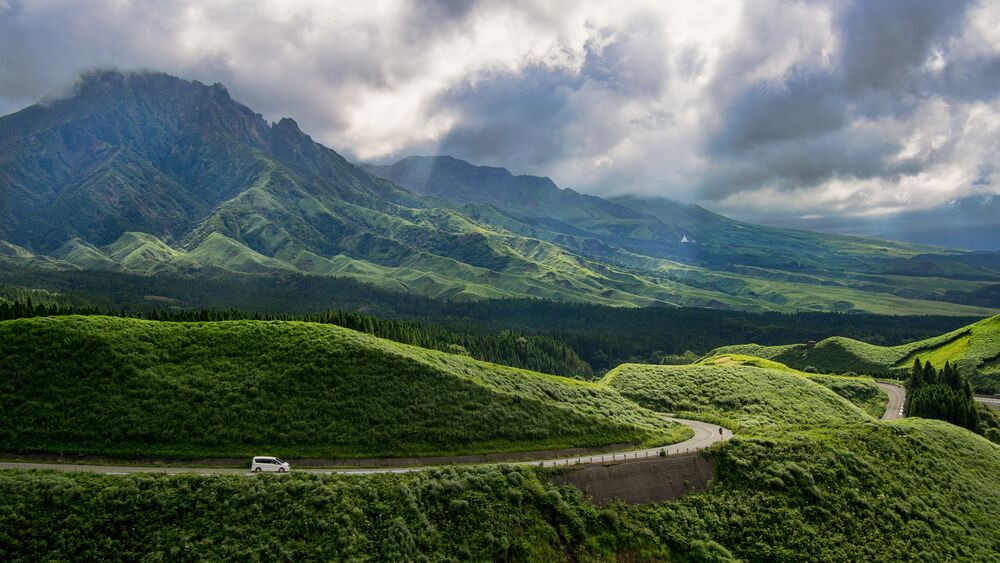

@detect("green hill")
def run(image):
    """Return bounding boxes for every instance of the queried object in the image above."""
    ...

[698,353,888,417]
[2,419,996,560]
[0,316,689,459]
[601,362,874,430]
[710,314,1000,391]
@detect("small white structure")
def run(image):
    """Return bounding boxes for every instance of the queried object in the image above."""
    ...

[681,234,695,243]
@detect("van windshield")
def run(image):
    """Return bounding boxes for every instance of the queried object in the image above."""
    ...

[275,458,284,464]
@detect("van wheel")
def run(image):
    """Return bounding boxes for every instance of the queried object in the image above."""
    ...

[254,467,262,473]
[278,467,286,473]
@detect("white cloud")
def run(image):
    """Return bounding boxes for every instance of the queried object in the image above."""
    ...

[0,0,998,228]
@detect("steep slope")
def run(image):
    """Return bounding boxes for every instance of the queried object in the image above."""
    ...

[0,316,689,458]
[366,156,1000,313]
[2,70,999,313]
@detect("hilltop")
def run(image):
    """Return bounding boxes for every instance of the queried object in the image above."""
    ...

[710,314,1000,392]
[602,362,878,430]
[1,71,999,313]
[0,316,689,459]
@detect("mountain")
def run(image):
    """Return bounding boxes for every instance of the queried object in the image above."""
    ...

[367,156,973,273]
[2,70,999,314]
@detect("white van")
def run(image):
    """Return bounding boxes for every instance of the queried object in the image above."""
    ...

[251,456,290,473]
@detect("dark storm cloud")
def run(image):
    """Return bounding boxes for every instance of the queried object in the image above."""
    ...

[423,10,673,172]
[837,0,971,93]
[432,67,578,167]
[700,0,982,198]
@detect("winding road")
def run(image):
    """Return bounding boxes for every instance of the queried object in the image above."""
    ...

[0,381,904,476]
[877,382,906,420]
[0,416,731,476]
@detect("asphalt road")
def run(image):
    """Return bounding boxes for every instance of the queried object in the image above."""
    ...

[0,416,732,476]
[877,382,907,420]
[976,395,1000,410]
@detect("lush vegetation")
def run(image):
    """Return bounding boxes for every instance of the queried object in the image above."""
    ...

[905,359,980,433]
[697,353,888,418]
[0,298,593,378]
[711,314,1000,392]
[603,363,873,430]
[0,316,689,459]
[804,374,888,418]
[1,275,981,375]
[2,420,997,561]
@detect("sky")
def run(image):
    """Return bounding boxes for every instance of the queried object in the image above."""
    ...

[1,0,999,236]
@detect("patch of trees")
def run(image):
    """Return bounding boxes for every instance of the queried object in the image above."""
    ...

[905,359,979,433]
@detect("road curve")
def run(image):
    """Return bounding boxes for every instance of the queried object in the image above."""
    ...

[0,416,732,476]
[975,395,1000,410]
[877,382,906,420]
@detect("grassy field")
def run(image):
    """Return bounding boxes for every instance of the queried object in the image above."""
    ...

[710,314,1000,391]
[0,316,690,459]
[698,353,888,418]
[601,362,874,430]
[1,419,996,561]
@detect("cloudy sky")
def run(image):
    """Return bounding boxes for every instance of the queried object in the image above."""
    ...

[2,0,999,234]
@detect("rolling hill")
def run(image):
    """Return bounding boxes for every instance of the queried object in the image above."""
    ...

[601,362,876,430]
[0,315,690,459]
[697,353,889,417]
[4,408,997,560]
[2,70,1000,314]
[709,314,1000,392]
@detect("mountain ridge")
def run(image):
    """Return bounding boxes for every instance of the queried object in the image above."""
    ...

[2,70,999,314]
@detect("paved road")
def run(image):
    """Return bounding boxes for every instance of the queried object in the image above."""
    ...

[0,416,732,476]
[976,395,1000,410]
[877,382,906,420]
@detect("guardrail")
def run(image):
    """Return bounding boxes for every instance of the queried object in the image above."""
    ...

[538,445,710,468]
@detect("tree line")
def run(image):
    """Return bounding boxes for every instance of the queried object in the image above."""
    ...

[0,267,982,375]
[905,359,980,433]
[0,298,593,378]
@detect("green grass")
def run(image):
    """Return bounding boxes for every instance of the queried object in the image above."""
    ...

[902,333,972,369]
[698,353,888,417]
[710,314,1000,391]
[1,419,997,561]
[602,362,873,430]
[0,316,690,459]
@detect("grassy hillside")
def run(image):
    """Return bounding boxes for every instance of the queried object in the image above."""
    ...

[698,353,888,417]
[711,314,1000,392]
[0,316,689,459]
[602,362,873,430]
[2,420,996,561]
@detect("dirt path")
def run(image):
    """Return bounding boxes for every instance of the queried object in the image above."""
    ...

[0,416,732,476]
[878,381,906,420]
